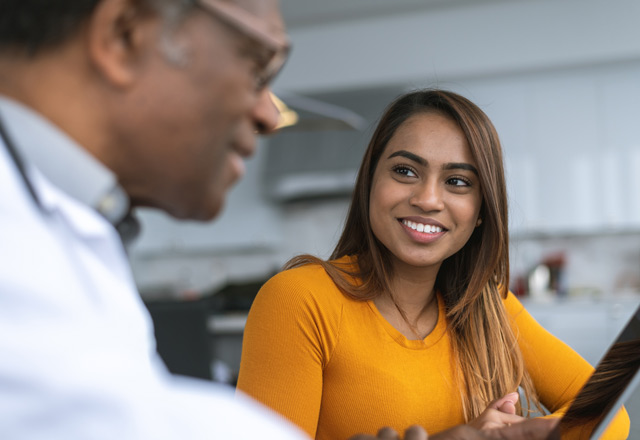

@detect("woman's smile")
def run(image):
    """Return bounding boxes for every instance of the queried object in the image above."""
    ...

[399,217,447,243]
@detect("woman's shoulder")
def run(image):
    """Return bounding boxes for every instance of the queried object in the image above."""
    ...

[501,289,526,316]
[258,255,357,309]
[500,291,547,332]
[266,259,341,289]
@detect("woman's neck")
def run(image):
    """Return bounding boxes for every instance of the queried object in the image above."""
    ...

[390,260,440,311]
[373,261,442,339]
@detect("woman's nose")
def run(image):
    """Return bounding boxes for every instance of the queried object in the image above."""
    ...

[409,180,445,212]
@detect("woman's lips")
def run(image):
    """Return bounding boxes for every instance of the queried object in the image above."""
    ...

[399,218,447,243]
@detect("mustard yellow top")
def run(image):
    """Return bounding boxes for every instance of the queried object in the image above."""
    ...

[237,257,629,439]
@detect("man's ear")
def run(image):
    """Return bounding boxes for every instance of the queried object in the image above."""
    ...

[85,0,156,87]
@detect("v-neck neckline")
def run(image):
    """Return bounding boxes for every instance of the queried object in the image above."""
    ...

[367,292,448,350]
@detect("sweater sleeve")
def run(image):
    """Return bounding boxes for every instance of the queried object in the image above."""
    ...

[504,293,630,439]
[236,266,342,438]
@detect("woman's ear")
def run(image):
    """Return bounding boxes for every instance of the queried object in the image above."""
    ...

[85,0,156,87]
[476,218,483,227]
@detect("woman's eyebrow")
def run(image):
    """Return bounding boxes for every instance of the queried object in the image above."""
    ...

[388,150,479,176]
[443,162,479,175]
[387,150,427,166]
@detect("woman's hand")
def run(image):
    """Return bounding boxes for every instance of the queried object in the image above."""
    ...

[346,393,559,440]
[346,417,559,440]
[467,392,525,431]
[348,425,428,440]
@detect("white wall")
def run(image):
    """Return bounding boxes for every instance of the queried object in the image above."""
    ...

[275,0,640,93]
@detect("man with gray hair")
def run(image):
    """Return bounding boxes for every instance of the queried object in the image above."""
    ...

[0,1,301,438]
[0,1,557,439]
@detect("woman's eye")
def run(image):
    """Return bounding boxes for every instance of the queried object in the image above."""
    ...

[392,166,417,178]
[447,177,471,187]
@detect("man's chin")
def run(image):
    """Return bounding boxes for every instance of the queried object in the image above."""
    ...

[130,190,227,222]
[187,198,226,222]
[161,196,226,222]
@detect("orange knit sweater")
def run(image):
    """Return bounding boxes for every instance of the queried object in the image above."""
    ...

[236,257,629,440]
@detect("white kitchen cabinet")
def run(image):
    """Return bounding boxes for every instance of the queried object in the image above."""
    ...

[448,61,640,237]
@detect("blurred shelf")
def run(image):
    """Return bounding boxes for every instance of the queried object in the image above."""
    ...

[510,226,640,241]
[207,313,248,335]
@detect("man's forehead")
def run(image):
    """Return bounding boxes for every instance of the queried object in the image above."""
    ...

[226,0,286,34]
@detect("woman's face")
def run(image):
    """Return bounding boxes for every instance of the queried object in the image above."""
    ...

[369,112,483,273]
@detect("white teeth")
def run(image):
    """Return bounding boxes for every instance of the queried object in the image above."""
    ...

[402,220,443,234]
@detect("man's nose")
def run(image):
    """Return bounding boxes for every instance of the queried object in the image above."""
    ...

[252,88,280,135]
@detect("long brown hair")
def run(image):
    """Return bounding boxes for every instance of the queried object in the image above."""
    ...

[285,89,541,419]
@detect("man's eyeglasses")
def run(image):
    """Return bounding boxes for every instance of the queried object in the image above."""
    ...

[195,0,290,91]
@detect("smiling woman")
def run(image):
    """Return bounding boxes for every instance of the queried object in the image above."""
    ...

[236,89,630,440]
[368,112,483,278]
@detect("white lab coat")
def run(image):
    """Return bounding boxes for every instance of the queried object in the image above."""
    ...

[0,99,306,439]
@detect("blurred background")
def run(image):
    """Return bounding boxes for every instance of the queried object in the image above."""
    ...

[133,0,640,433]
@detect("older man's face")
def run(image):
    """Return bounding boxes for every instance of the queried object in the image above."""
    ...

[117,0,286,220]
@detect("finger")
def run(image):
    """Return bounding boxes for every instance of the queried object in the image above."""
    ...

[475,410,525,431]
[404,425,428,440]
[492,417,560,440]
[468,408,525,431]
[478,418,524,432]
[496,400,516,415]
[481,408,526,424]
[498,413,526,425]
[376,426,400,439]
[430,425,490,440]
[488,392,519,413]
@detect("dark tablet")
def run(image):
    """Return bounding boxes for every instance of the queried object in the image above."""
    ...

[553,303,640,439]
